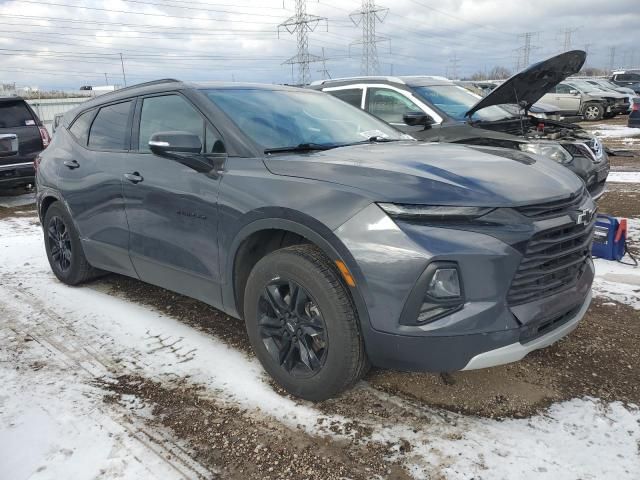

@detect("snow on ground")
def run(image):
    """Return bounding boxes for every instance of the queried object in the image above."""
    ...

[1,215,640,479]
[607,171,640,183]
[590,124,640,138]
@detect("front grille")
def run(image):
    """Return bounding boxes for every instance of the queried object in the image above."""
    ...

[507,217,595,305]
[516,188,587,219]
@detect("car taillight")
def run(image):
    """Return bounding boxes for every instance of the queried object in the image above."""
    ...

[633,101,640,112]
[38,126,51,148]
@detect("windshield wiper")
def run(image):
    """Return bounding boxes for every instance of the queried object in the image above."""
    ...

[264,143,340,154]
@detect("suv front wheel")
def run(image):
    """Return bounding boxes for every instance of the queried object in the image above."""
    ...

[243,245,368,401]
[582,102,604,121]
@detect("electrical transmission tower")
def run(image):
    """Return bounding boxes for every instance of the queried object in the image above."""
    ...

[448,53,460,80]
[350,0,389,76]
[515,32,539,70]
[562,27,579,51]
[317,47,331,79]
[608,46,616,72]
[278,0,327,85]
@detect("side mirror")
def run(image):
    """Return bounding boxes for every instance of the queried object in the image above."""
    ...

[569,89,579,95]
[402,111,436,128]
[149,131,202,155]
[0,134,18,158]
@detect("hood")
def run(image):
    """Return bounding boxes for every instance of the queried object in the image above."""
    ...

[264,142,583,207]
[466,50,586,118]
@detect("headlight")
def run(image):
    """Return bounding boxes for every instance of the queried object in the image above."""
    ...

[519,142,573,164]
[377,204,494,220]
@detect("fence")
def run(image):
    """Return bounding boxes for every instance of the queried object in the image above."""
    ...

[26,98,90,135]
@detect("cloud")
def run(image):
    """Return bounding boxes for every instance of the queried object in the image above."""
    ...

[0,0,638,90]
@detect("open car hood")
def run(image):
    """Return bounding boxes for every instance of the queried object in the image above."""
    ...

[465,50,586,118]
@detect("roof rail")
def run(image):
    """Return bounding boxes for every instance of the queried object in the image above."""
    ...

[310,76,406,86]
[95,78,181,98]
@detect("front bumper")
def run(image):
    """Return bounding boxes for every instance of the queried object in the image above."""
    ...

[463,291,591,370]
[335,202,595,372]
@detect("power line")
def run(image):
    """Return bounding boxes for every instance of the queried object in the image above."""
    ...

[350,0,389,75]
[278,0,328,85]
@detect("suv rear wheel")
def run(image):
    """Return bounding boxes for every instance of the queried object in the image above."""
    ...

[43,202,100,285]
[582,102,604,121]
[243,245,368,401]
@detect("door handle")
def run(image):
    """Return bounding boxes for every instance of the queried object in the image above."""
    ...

[63,159,79,169]
[124,172,144,184]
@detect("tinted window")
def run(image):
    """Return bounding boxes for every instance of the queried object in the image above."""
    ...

[367,88,422,124]
[329,89,363,108]
[0,100,35,128]
[204,88,402,150]
[138,95,205,152]
[555,84,573,94]
[69,109,95,145]
[88,101,132,150]
[616,74,640,81]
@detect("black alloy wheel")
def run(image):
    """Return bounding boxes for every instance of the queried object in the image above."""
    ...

[258,279,328,378]
[47,215,72,273]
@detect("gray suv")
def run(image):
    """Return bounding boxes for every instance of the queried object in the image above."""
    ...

[36,80,595,400]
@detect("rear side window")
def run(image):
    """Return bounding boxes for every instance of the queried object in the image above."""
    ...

[138,94,206,152]
[328,89,363,108]
[0,100,35,128]
[69,109,95,146]
[88,101,133,150]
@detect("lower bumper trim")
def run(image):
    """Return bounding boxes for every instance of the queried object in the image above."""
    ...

[462,290,592,370]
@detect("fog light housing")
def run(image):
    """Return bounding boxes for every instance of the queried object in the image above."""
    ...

[400,262,465,326]
[427,268,461,298]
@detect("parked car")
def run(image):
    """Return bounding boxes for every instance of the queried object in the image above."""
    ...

[312,51,610,199]
[610,70,640,94]
[578,78,637,112]
[630,98,640,128]
[36,79,596,400]
[0,96,50,190]
[558,79,630,117]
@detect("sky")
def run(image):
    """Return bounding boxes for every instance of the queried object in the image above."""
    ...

[0,0,638,90]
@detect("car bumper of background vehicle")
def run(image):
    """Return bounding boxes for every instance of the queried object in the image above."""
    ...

[0,161,35,188]
[462,290,591,370]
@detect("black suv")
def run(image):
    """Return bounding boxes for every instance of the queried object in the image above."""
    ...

[36,80,594,400]
[312,51,609,199]
[0,96,50,190]
[610,70,640,94]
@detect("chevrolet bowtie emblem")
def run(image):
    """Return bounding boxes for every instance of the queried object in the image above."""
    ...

[576,208,595,226]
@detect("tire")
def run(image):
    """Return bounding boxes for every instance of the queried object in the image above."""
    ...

[43,202,101,285]
[582,103,604,121]
[243,244,368,401]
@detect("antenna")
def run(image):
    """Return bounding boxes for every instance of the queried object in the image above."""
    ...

[278,0,328,86]
[350,0,389,75]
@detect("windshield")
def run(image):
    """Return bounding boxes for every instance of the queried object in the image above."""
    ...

[567,81,605,93]
[412,85,515,122]
[203,88,402,150]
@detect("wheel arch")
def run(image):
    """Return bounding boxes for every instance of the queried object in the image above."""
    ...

[222,214,372,334]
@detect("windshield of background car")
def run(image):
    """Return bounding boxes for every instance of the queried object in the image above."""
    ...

[412,85,514,121]
[203,88,403,150]
[568,81,606,93]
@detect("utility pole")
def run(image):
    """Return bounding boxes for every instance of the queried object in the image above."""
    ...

[278,0,328,86]
[350,0,389,76]
[448,53,460,80]
[317,47,331,79]
[608,46,616,72]
[119,53,127,87]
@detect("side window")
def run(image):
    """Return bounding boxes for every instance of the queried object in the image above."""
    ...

[629,73,640,81]
[88,101,132,150]
[328,88,363,109]
[138,94,220,153]
[555,84,572,94]
[367,88,422,124]
[69,109,95,146]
